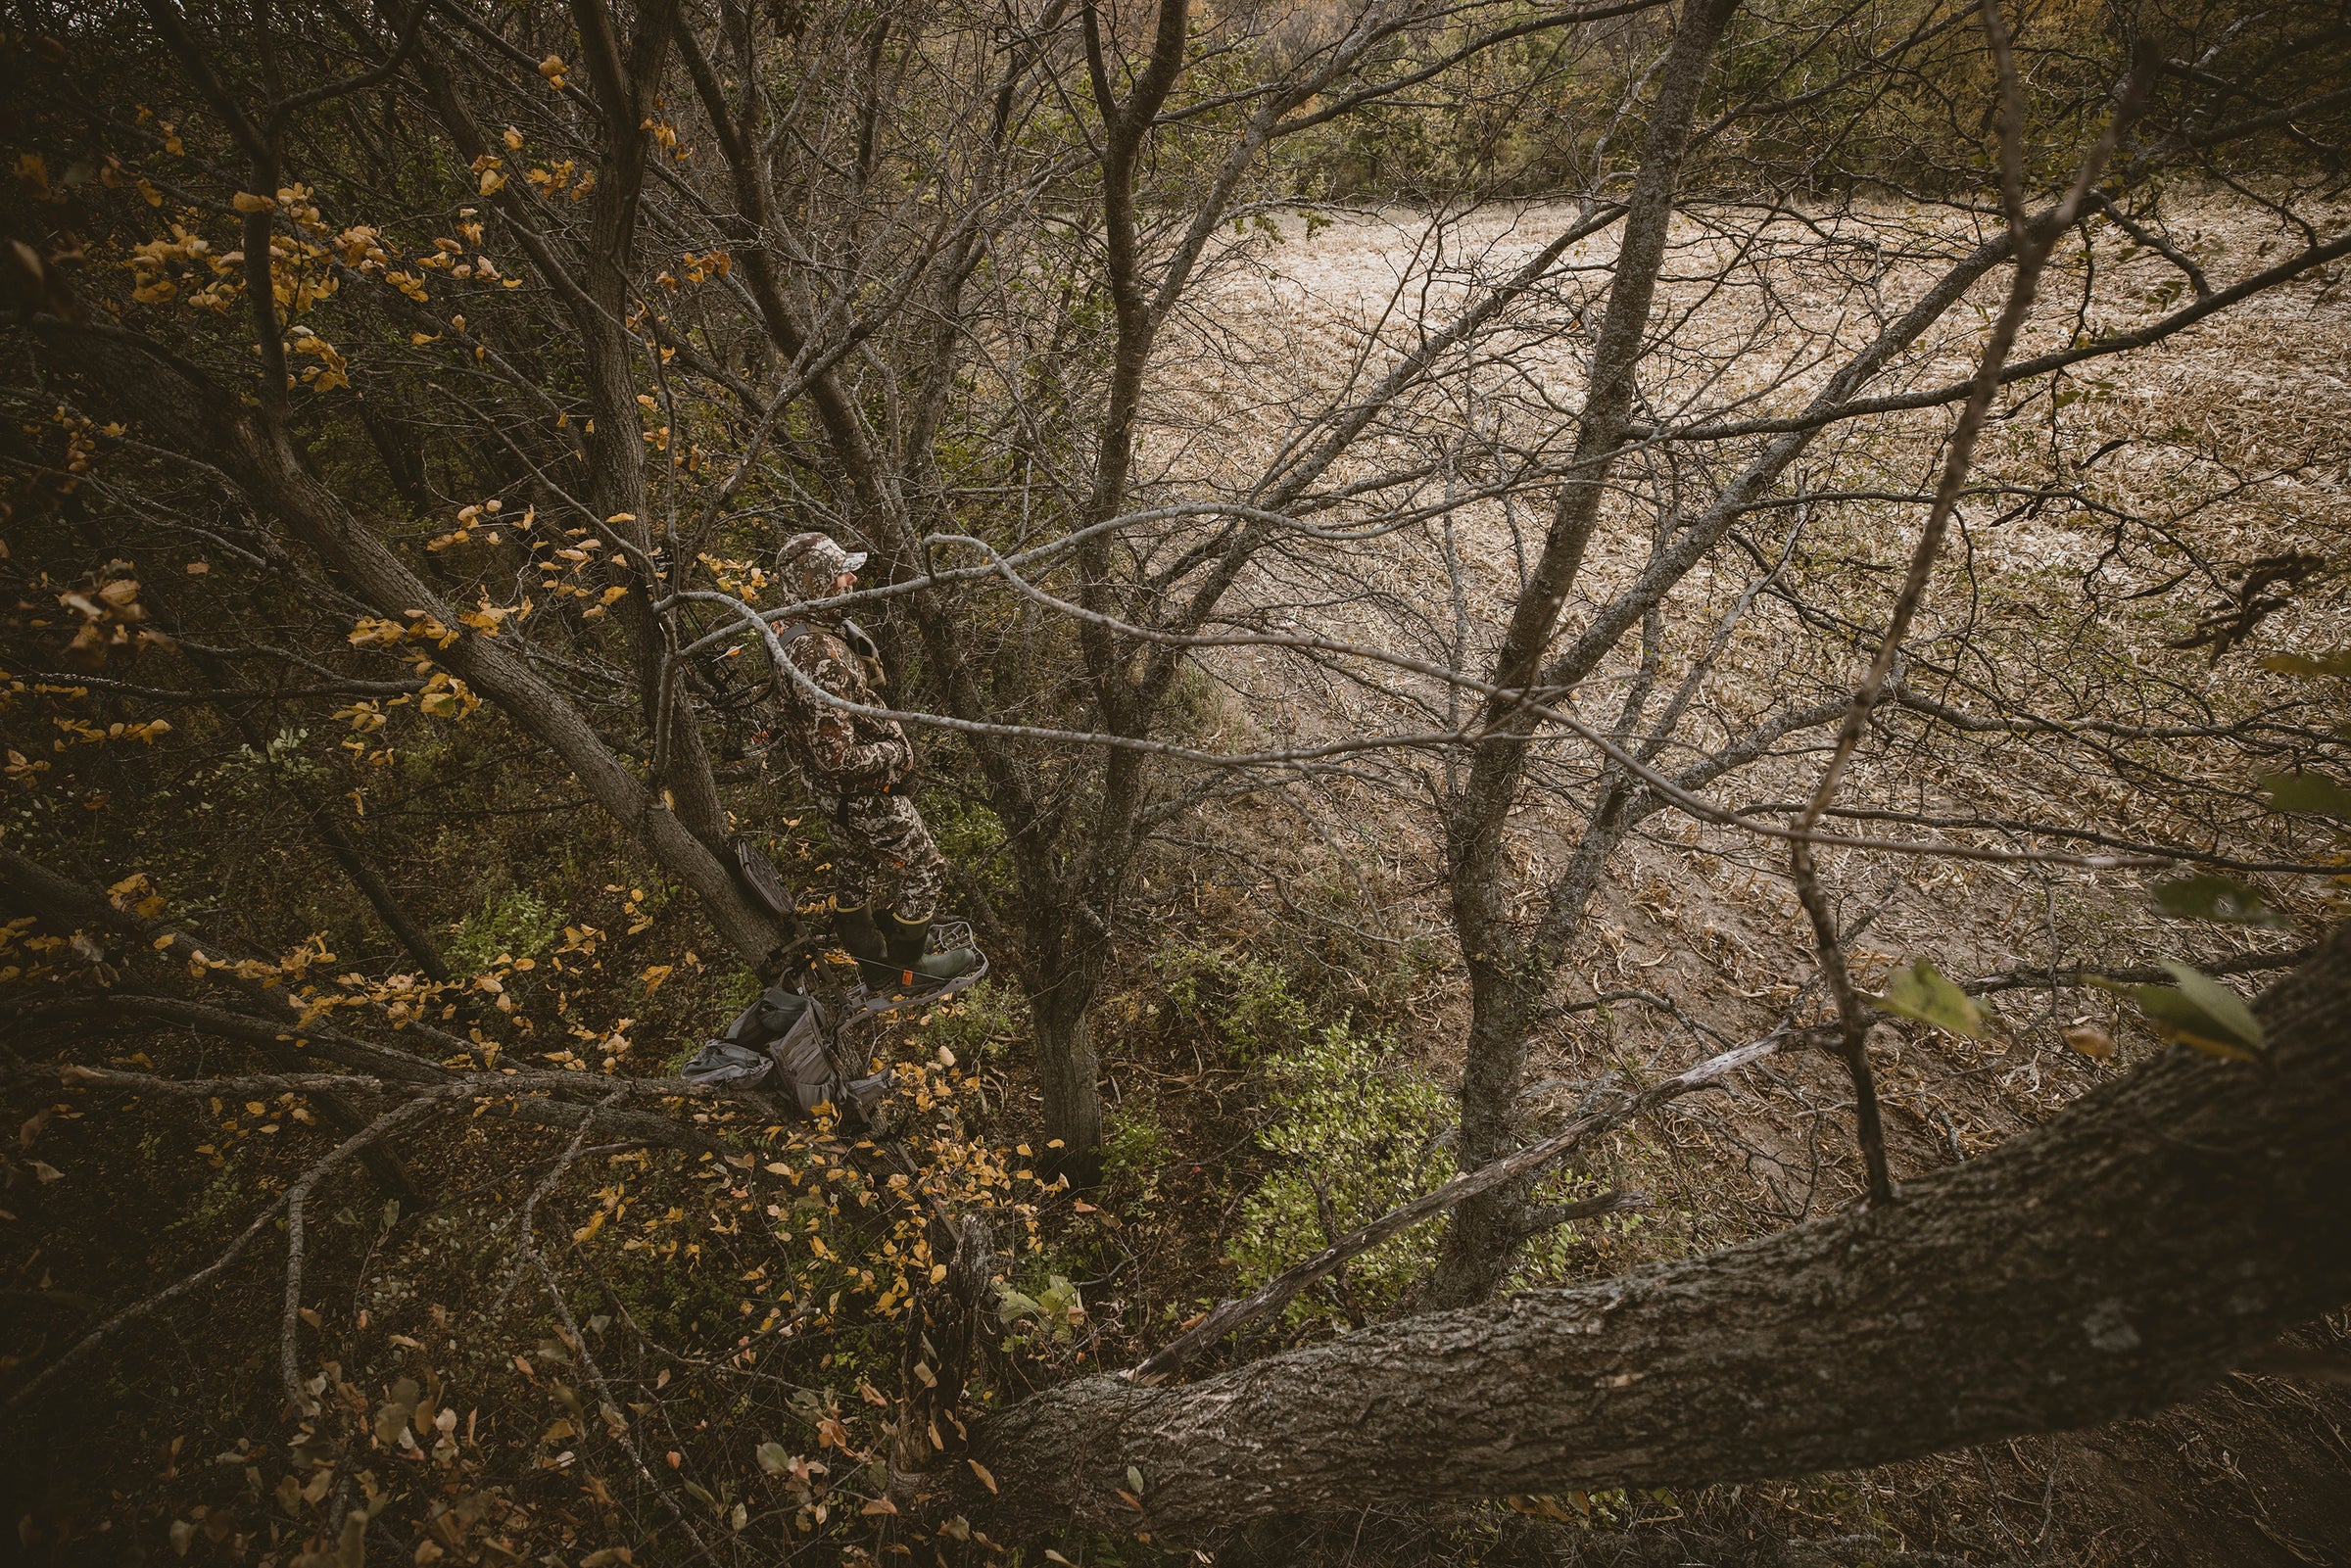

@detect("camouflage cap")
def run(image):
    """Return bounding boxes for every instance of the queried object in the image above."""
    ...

[777,531,869,604]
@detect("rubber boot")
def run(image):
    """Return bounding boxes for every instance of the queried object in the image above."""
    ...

[878,910,978,994]
[832,901,890,973]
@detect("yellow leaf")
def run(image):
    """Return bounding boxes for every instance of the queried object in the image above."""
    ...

[967,1460,997,1494]
[230,191,276,214]
[641,964,673,995]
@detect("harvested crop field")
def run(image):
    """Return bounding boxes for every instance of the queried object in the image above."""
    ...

[1120,197,2351,1564]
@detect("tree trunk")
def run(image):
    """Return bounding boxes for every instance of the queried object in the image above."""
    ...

[948,926,2351,1540]
[1030,980,1104,1189]
[1432,0,1737,1308]
[1422,980,1544,1309]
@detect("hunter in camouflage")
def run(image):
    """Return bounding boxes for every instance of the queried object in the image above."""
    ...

[768,532,975,993]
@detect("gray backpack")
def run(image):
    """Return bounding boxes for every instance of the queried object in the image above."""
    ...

[680,984,882,1116]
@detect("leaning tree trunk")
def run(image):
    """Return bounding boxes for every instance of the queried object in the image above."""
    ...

[945,925,2351,1540]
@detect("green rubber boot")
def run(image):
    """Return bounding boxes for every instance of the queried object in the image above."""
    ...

[832,900,890,973]
[878,911,978,994]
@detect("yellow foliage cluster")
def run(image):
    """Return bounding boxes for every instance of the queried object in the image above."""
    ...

[697,552,772,603]
[524,160,593,201]
[349,606,517,660]
[126,223,241,310]
[427,498,534,552]
[641,118,685,160]
[174,930,337,990]
[527,527,651,618]
[107,872,168,919]
[416,671,480,720]
[51,714,171,747]
[286,326,349,393]
[120,184,357,328]
[54,560,168,668]
[657,250,731,290]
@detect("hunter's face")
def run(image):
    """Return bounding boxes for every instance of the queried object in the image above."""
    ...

[835,571,857,594]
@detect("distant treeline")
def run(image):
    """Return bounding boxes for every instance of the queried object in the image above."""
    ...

[1272,0,2347,199]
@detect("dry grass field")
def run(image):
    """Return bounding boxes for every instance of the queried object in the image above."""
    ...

[1117,196,2351,1564]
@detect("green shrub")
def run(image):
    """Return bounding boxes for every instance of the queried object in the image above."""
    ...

[1154,942,1312,1062]
[916,788,1015,904]
[1228,1012,1622,1325]
[713,965,763,1015]
[1101,1095,1171,1198]
[445,886,565,975]
[1227,1018,1454,1324]
[921,976,1030,1065]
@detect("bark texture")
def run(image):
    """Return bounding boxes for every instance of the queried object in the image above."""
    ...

[956,927,2351,1539]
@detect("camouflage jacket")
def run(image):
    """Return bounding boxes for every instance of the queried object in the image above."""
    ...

[769,616,913,791]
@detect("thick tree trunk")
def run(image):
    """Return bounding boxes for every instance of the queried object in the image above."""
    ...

[950,927,2351,1540]
[1422,982,1546,1308]
[1030,978,1105,1189]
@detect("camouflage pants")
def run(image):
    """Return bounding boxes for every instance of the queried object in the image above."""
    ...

[825,788,947,923]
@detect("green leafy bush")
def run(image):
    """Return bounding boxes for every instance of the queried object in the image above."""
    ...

[1228,1018,1455,1324]
[1229,1009,1625,1325]
[1101,1095,1172,1203]
[1154,942,1312,1062]
[444,886,564,975]
[922,976,1030,1065]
